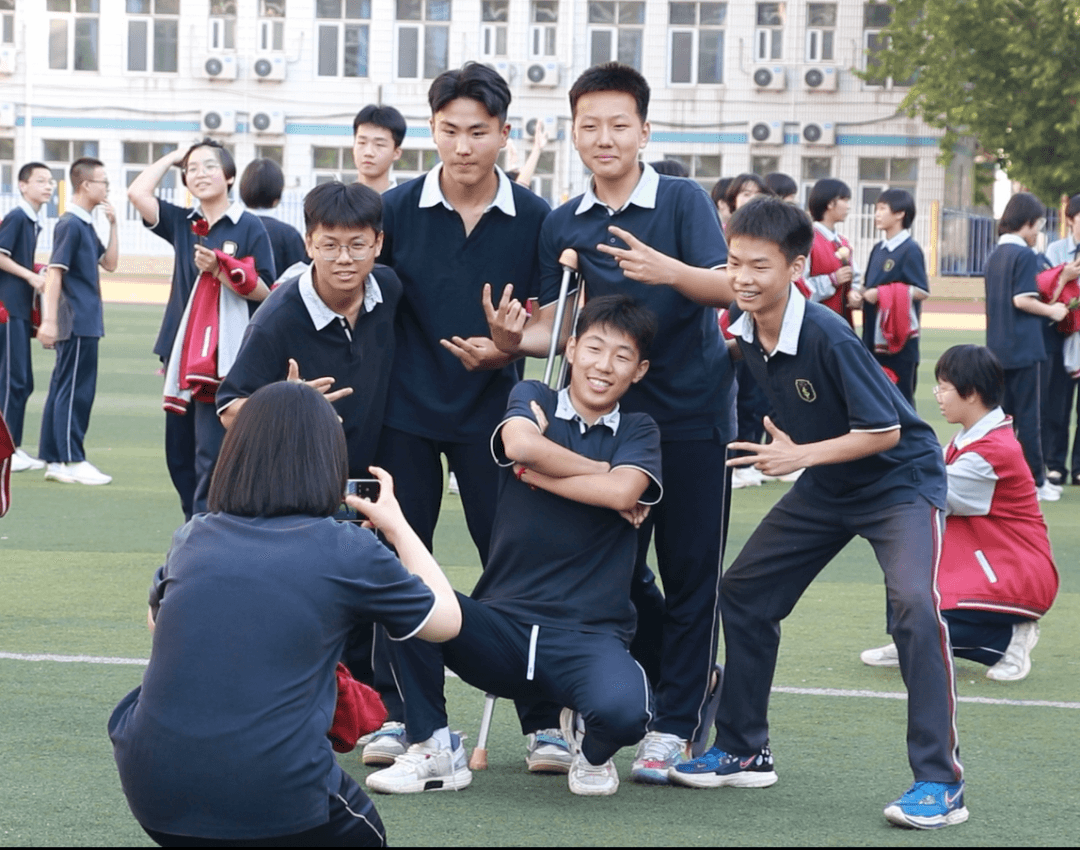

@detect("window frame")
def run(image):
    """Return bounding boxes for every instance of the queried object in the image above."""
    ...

[47,1,100,73]
[126,1,180,75]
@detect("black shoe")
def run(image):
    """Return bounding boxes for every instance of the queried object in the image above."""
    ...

[1072,474,1080,486]
[1046,470,1065,486]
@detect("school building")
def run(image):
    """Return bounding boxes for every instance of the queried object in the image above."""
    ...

[0,0,975,269]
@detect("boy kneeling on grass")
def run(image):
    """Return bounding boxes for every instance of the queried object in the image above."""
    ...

[670,196,967,830]
[365,295,662,798]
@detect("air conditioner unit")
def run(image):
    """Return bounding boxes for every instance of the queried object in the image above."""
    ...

[0,46,15,75]
[801,121,836,146]
[803,65,838,92]
[483,60,514,84]
[202,53,238,80]
[525,116,556,140]
[250,110,285,135]
[748,120,783,145]
[525,61,560,87]
[201,109,236,134]
[252,54,286,81]
[752,66,786,91]
[0,102,15,128]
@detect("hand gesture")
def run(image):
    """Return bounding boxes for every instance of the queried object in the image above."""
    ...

[484,282,528,354]
[440,335,514,371]
[533,121,548,148]
[726,416,806,478]
[286,357,354,404]
[529,399,549,434]
[98,201,117,226]
[193,243,220,275]
[597,225,674,285]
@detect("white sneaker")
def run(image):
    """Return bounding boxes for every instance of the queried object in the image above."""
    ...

[447,472,460,494]
[559,707,619,796]
[1036,481,1061,502]
[361,721,408,766]
[44,460,112,485]
[364,734,472,794]
[525,728,572,774]
[11,448,46,472]
[630,729,688,785]
[986,620,1040,682]
[731,467,763,490]
[860,642,900,667]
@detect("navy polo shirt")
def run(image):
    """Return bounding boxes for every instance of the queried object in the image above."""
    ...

[217,264,402,476]
[108,512,435,840]
[257,214,309,282]
[984,237,1046,368]
[538,164,731,440]
[0,200,42,320]
[380,166,551,442]
[729,289,946,512]
[861,232,929,361]
[146,199,276,361]
[48,205,105,338]
[473,380,662,644]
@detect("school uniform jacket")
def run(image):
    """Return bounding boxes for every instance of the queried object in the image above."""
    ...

[806,223,855,326]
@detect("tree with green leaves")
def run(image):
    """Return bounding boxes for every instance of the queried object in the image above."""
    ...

[873,0,1080,203]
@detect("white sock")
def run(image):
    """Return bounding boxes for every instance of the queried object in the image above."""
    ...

[430,726,453,750]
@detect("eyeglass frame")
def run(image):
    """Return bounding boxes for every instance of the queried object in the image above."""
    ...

[313,240,376,262]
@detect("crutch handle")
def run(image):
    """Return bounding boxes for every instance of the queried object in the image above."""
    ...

[558,248,579,272]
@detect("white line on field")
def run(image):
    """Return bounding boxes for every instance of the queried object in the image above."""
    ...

[3,652,1077,709]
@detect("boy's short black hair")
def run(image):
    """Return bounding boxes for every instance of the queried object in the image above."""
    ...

[569,62,650,122]
[935,344,1004,408]
[574,294,657,361]
[353,104,407,148]
[208,381,348,518]
[70,157,105,192]
[764,172,798,199]
[876,187,917,229]
[807,178,851,221]
[726,195,814,263]
[239,158,285,210]
[178,138,236,189]
[428,62,511,124]
[998,191,1045,235]
[18,161,50,184]
[710,176,733,207]
[1065,193,1080,220]
[723,173,773,210]
[650,159,689,178]
[302,181,382,237]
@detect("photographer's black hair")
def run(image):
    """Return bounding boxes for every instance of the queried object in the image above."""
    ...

[569,62,650,122]
[876,187,917,229]
[239,158,285,210]
[710,176,733,207]
[726,195,815,263]
[998,191,1045,235]
[352,104,407,148]
[208,381,348,518]
[428,62,511,124]
[574,294,658,361]
[178,138,236,189]
[302,181,382,237]
[18,161,50,184]
[764,172,798,200]
[807,178,852,221]
[650,159,689,178]
[935,344,1004,409]
[723,173,773,211]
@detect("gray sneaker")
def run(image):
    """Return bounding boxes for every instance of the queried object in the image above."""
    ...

[364,734,472,794]
[361,721,407,766]
[559,707,619,796]
[860,642,900,667]
[525,728,572,774]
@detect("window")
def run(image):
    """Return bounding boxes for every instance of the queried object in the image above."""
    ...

[255,144,284,167]
[668,2,725,85]
[123,141,177,220]
[751,154,780,176]
[317,0,369,77]
[43,139,99,218]
[800,154,831,205]
[396,0,451,80]
[863,2,914,87]
[209,0,236,51]
[2,0,16,45]
[48,0,99,72]
[392,148,440,184]
[530,0,557,59]
[805,2,834,61]
[481,0,508,59]
[259,0,286,51]
[659,153,722,194]
[588,1,644,70]
[755,2,784,61]
[0,137,13,194]
[313,145,359,184]
[858,156,917,206]
[127,0,179,73]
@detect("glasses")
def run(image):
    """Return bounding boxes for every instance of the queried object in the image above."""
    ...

[315,241,374,261]
[86,179,110,188]
[932,385,954,398]
[185,162,223,176]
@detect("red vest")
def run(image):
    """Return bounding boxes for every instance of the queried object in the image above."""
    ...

[939,418,1058,617]
[809,229,853,326]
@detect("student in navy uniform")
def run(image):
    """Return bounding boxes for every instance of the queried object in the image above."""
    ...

[127,139,275,518]
[982,191,1067,502]
[352,104,406,195]
[499,62,736,784]
[238,158,308,281]
[37,157,118,486]
[0,162,53,471]
[366,295,661,798]
[670,197,967,831]
[109,381,462,847]
[852,188,930,405]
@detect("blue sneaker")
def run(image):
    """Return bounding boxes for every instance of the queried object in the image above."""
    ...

[884,781,969,829]
[668,744,777,789]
